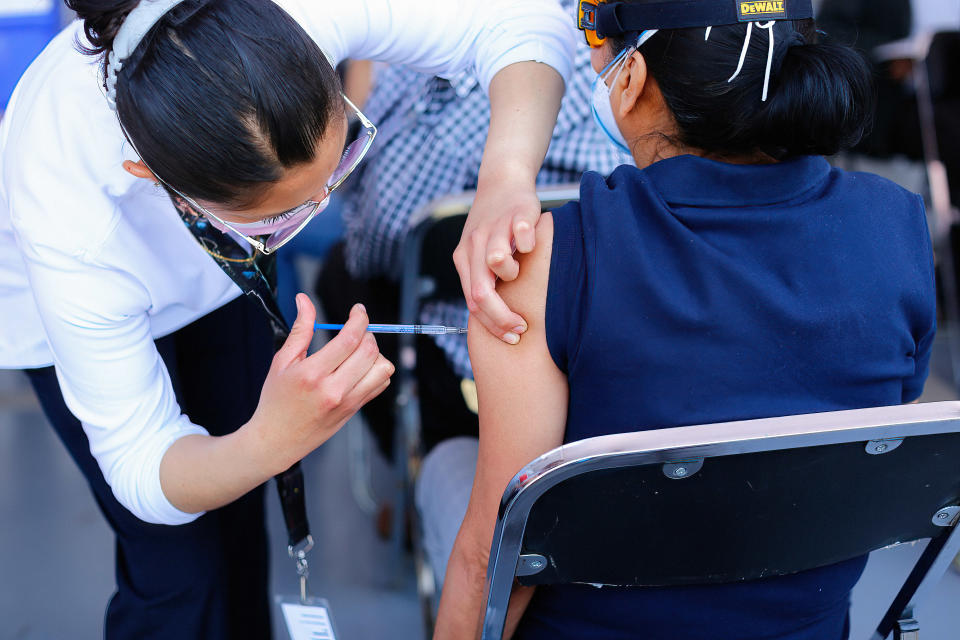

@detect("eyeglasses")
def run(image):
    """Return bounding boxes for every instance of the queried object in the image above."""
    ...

[578,0,608,49]
[124,94,377,255]
[182,95,376,254]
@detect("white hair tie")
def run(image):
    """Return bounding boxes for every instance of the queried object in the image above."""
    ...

[104,0,191,110]
[727,20,777,102]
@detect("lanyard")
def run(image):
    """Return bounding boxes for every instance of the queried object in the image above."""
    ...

[170,194,314,599]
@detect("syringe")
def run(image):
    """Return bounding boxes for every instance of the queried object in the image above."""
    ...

[314,323,467,335]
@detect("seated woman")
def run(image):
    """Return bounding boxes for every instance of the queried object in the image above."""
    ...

[430,3,937,639]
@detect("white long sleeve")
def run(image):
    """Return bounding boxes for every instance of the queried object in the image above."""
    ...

[2,26,235,524]
[278,0,576,91]
[23,241,211,526]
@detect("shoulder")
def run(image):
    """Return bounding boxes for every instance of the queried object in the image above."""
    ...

[824,166,928,237]
[269,0,342,63]
[546,164,651,247]
[6,22,104,112]
[825,166,923,210]
[1,22,135,254]
[577,165,649,203]
[569,165,652,231]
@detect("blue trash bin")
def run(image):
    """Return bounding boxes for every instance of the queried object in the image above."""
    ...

[0,1,61,110]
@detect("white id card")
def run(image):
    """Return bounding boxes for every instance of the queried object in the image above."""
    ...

[276,596,339,640]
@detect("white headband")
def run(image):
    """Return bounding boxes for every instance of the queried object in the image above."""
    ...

[105,0,191,110]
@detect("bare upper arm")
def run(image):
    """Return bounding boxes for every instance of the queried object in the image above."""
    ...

[463,213,569,540]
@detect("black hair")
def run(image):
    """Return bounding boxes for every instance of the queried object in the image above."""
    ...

[610,17,873,160]
[66,0,342,208]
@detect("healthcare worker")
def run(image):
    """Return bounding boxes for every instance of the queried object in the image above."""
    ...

[0,0,574,637]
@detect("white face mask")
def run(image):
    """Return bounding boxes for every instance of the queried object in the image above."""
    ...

[591,29,659,155]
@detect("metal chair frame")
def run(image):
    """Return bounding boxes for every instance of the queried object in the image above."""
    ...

[481,402,960,640]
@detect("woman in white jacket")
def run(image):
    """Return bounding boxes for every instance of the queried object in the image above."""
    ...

[0,0,574,636]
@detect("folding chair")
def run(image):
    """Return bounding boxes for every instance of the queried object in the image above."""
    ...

[393,185,580,632]
[481,402,960,640]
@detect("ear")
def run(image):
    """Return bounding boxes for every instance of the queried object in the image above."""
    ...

[122,160,158,182]
[615,50,649,118]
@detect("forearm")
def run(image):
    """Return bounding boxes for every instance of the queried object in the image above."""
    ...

[478,61,565,189]
[437,527,536,640]
[159,420,281,515]
[435,530,491,640]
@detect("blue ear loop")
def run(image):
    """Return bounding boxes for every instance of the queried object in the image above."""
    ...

[591,48,632,154]
[591,29,658,155]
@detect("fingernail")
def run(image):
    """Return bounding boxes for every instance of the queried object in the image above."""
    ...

[295,295,303,313]
[489,251,504,264]
[516,221,530,232]
[503,332,520,345]
[352,303,366,315]
[512,324,527,334]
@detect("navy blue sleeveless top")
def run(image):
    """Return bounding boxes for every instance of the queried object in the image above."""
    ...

[516,155,936,640]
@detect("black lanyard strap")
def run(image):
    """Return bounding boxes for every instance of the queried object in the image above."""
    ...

[171,195,311,552]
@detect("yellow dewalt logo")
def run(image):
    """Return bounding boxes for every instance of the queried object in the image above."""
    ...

[738,1,787,20]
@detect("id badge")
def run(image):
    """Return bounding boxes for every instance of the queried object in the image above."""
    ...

[276,595,340,640]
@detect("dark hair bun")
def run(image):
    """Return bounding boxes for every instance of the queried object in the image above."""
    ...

[66,0,141,54]
[757,41,872,158]
[614,17,874,160]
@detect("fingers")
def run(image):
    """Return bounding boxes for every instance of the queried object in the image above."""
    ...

[485,216,520,282]
[493,204,540,277]
[308,303,370,376]
[455,189,543,344]
[469,269,528,344]
[273,293,316,369]
[456,227,529,344]
[317,347,393,425]
[326,331,381,393]
[513,214,537,255]
[453,242,474,321]
[346,354,395,408]
[360,376,392,407]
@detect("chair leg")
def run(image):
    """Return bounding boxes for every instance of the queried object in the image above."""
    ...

[895,617,919,640]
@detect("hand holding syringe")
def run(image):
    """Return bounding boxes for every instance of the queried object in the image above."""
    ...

[314,323,467,335]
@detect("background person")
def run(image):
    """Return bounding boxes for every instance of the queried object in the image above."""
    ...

[0,0,574,636]
[433,4,936,640]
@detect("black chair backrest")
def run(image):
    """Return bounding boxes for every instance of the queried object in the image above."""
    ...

[519,432,960,587]
[417,214,470,304]
[482,403,960,640]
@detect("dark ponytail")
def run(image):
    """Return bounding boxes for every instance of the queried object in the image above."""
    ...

[611,18,873,160]
[65,0,342,208]
[755,37,872,158]
[66,0,139,54]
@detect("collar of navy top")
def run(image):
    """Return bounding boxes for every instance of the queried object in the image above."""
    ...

[638,154,831,208]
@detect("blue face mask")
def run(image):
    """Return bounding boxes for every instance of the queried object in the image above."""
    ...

[591,30,659,155]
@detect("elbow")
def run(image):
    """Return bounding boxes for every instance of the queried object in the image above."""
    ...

[97,423,206,525]
[475,0,576,92]
[453,515,495,587]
